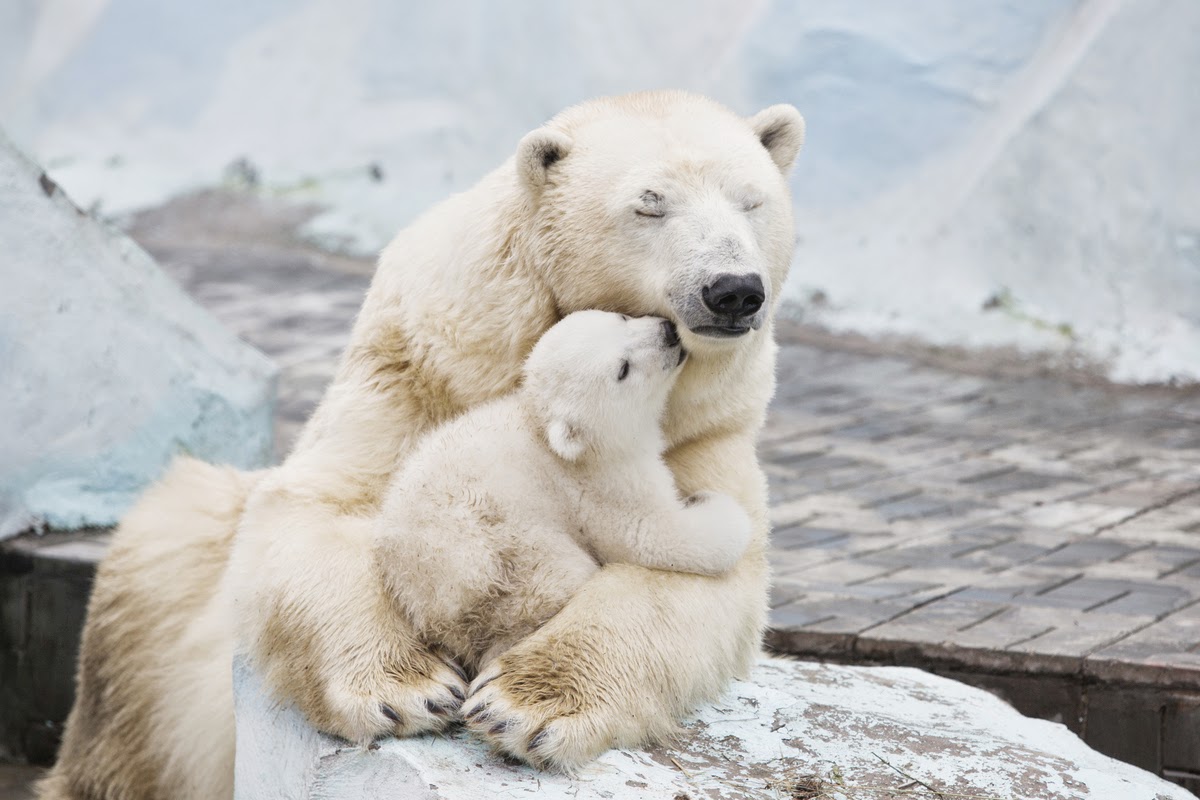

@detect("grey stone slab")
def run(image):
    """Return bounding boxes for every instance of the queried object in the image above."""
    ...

[875,493,987,522]
[1105,544,1200,579]
[846,481,926,508]
[783,559,906,585]
[1106,416,1200,451]
[768,579,806,609]
[1087,603,1200,689]
[770,525,853,550]
[774,451,880,476]
[768,601,842,632]
[855,540,969,569]
[1093,584,1193,617]
[1031,576,1146,612]
[953,567,1083,603]
[770,592,914,636]
[968,468,1084,498]
[1086,480,1200,509]
[857,595,1009,647]
[946,605,1139,660]
[828,415,931,443]
[1005,611,1150,659]
[1034,538,1140,567]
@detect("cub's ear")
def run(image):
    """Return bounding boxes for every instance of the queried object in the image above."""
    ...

[546,418,586,461]
[517,127,572,195]
[748,104,805,174]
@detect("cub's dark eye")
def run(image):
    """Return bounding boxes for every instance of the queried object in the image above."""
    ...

[617,360,630,381]
[636,190,665,218]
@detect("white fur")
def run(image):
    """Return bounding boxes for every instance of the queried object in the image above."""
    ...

[374,311,752,669]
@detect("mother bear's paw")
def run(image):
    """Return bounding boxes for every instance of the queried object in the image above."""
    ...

[460,648,643,772]
[319,650,469,742]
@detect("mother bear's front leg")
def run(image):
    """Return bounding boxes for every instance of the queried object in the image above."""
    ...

[461,432,769,770]
[229,476,470,743]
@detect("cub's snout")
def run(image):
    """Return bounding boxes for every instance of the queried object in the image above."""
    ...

[654,318,687,368]
[661,319,680,348]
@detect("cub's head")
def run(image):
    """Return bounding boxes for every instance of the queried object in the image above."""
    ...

[522,310,686,462]
[514,91,804,355]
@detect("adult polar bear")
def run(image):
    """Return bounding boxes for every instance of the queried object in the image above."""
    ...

[40,91,804,799]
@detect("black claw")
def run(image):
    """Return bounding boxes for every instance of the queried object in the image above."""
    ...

[449,685,466,702]
[471,673,497,695]
[489,720,510,736]
[464,702,489,721]
[380,703,403,725]
[527,726,550,752]
[445,660,469,682]
[425,698,452,716]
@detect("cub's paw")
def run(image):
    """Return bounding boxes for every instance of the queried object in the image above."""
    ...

[687,490,751,533]
[458,657,609,767]
[686,490,753,566]
[318,651,469,742]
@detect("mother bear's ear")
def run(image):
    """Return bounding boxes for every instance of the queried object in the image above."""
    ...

[748,104,806,174]
[517,127,573,195]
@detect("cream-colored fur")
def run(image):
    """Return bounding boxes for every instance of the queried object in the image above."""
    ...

[41,91,803,797]
[38,459,257,800]
[375,310,753,681]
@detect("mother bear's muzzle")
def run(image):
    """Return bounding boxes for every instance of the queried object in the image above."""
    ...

[701,273,764,324]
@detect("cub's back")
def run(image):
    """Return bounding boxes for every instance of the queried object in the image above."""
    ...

[375,394,597,666]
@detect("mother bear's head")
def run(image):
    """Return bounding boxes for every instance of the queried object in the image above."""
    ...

[514,91,804,354]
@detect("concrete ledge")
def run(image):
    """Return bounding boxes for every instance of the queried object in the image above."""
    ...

[233,656,1194,800]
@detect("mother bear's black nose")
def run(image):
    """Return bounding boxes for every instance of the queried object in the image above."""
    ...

[702,273,765,317]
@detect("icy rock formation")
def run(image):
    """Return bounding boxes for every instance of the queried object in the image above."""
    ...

[0,133,276,538]
[2,0,1197,382]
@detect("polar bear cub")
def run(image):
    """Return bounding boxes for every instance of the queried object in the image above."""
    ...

[373,310,752,668]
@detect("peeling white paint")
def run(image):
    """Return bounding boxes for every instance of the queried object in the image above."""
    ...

[234,657,1195,799]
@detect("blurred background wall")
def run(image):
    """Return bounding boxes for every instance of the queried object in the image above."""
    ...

[2,0,1197,384]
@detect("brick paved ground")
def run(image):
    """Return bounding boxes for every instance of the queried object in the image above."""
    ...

[7,191,1198,791]
[758,340,1200,784]
[764,340,1200,678]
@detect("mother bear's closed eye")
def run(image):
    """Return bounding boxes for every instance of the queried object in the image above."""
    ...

[513,97,802,359]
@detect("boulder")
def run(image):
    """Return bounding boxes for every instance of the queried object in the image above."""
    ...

[0,132,276,538]
[234,656,1194,799]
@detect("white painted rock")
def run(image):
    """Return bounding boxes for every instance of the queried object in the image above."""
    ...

[0,131,277,538]
[233,656,1193,800]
